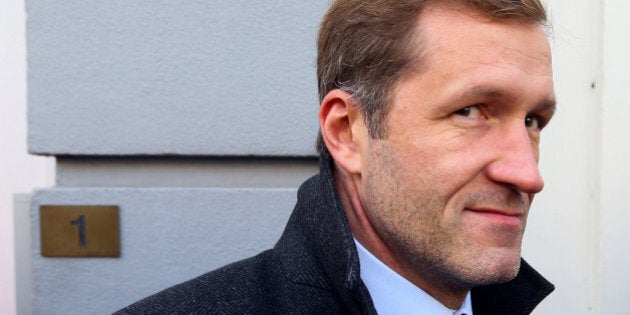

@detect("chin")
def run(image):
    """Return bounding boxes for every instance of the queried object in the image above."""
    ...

[460,249,522,286]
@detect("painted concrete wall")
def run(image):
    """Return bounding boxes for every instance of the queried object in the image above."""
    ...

[27,1,328,156]
[0,1,55,314]
[30,188,297,313]
[23,0,629,314]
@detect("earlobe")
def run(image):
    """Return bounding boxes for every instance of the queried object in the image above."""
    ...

[318,90,366,174]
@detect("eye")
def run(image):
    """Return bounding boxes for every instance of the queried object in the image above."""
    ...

[454,105,483,119]
[525,114,544,130]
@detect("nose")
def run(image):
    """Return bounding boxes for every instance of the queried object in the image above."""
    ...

[485,123,545,195]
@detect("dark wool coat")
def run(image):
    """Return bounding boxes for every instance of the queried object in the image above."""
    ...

[116,155,554,315]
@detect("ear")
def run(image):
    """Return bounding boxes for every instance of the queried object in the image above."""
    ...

[318,89,367,174]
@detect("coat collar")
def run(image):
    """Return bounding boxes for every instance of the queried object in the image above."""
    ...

[472,259,555,314]
[275,152,375,313]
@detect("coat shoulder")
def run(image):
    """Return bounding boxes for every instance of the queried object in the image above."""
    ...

[115,249,344,314]
[115,250,280,314]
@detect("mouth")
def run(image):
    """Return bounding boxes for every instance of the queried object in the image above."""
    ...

[464,208,523,228]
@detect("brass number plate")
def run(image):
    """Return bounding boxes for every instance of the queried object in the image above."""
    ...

[40,205,120,257]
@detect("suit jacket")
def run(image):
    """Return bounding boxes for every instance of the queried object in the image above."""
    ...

[116,154,554,314]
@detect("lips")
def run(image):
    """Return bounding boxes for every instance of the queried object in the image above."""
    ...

[465,208,523,227]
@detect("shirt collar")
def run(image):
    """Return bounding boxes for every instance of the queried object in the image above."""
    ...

[354,239,473,315]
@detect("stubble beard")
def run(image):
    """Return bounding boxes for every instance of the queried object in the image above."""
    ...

[363,142,524,293]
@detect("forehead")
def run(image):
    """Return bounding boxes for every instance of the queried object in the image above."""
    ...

[415,4,552,77]
[384,4,556,122]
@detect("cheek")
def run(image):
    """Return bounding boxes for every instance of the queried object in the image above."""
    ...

[394,146,457,204]
[439,132,493,173]
[397,135,491,200]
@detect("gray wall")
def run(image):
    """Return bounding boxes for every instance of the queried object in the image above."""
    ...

[30,188,298,313]
[23,1,630,314]
[27,1,328,156]
[27,1,327,313]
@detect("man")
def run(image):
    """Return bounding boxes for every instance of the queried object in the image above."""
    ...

[118,0,555,314]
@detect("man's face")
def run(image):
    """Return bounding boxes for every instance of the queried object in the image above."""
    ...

[358,6,555,290]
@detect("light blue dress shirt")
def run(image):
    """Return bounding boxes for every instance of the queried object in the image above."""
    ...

[354,239,473,315]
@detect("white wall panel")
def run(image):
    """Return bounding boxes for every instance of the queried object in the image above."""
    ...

[600,0,630,312]
[1,0,55,313]
[522,0,604,313]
